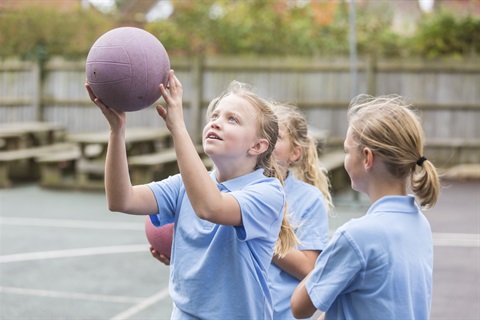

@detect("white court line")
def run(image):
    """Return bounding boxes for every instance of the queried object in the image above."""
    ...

[432,232,480,247]
[0,286,144,304]
[0,217,143,230]
[111,288,170,320]
[0,245,148,263]
[4,217,477,248]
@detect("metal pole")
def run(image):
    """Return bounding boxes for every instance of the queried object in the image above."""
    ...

[349,0,358,99]
[348,0,360,202]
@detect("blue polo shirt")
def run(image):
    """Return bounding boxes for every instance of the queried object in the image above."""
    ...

[268,173,329,319]
[148,169,285,319]
[305,195,433,320]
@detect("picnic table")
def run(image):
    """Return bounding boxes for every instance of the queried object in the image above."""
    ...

[65,127,172,189]
[0,122,71,188]
[0,121,66,149]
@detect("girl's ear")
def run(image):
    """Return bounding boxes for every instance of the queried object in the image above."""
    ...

[363,147,374,171]
[248,138,269,156]
[289,145,302,163]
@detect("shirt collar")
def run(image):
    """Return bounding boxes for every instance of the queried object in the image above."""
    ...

[366,195,418,215]
[209,168,266,192]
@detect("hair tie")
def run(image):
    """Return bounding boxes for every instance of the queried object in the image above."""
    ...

[416,156,427,167]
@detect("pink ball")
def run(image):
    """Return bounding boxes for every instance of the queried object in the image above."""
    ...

[86,27,170,112]
[145,217,174,259]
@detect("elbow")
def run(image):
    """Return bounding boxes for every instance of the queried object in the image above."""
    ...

[105,191,133,213]
[106,198,128,213]
[194,208,213,221]
[107,202,124,212]
[192,201,220,221]
[290,300,303,319]
[291,303,314,319]
[290,309,308,319]
[290,285,317,319]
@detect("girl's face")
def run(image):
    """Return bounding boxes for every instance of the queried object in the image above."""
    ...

[202,94,261,159]
[273,123,299,171]
[344,126,367,193]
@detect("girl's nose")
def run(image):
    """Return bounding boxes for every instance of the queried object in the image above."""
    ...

[210,118,221,129]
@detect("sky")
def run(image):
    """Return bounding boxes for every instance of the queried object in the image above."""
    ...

[88,0,174,20]
[88,0,115,13]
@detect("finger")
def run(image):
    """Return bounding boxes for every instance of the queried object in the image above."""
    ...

[94,98,109,113]
[170,71,182,92]
[85,83,97,101]
[167,70,176,90]
[159,254,171,266]
[159,84,173,105]
[159,83,168,96]
[156,105,167,120]
[150,248,161,260]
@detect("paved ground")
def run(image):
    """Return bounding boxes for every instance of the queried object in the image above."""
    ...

[0,178,479,319]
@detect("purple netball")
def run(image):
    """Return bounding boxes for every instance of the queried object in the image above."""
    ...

[86,27,170,112]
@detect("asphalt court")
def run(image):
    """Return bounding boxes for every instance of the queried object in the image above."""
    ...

[1,180,479,319]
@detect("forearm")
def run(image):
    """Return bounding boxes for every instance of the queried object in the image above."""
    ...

[104,128,133,212]
[273,249,319,280]
[291,272,317,318]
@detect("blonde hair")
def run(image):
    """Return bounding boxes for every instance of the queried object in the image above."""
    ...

[273,102,334,214]
[347,94,440,209]
[206,81,298,257]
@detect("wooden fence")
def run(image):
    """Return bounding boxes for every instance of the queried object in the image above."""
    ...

[1,55,479,167]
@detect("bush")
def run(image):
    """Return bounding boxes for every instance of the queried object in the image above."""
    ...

[410,10,480,58]
[146,1,351,57]
[0,4,113,61]
[0,2,478,61]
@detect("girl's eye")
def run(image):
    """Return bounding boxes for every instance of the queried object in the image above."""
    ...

[228,116,238,123]
[210,114,219,120]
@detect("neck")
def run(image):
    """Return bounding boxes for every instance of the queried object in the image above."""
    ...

[213,161,257,183]
[367,178,408,204]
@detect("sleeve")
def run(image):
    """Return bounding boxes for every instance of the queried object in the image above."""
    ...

[295,191,329,251]
[147,174,183,227]
[232,179,285,242]
[305,229,365,312]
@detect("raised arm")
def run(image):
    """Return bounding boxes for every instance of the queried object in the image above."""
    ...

[157,71,242,226]
[85,84,157,215]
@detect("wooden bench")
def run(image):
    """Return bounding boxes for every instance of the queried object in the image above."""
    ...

[128,145,212,185]
[36,147,81,188]
[127,147,344,188]
[0,143,78,188]
[318,149,349,193]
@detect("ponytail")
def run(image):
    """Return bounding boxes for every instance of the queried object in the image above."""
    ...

[411,159,440,209]
[348,94,441,209]
[262,145,299,258]
[293,135,334,215]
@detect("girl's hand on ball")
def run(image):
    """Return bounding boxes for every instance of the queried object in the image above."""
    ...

[149,246,170,266]
[157,70,186,133]
[85,82,126,130]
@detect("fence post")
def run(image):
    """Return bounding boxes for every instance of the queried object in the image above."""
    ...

[32,59,42,121]
[366,54,377,96]
[190,55,203,144]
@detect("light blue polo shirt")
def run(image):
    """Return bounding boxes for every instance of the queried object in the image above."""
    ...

[148,168,285,319]
[268,173,329,320]
[305,195,433,320]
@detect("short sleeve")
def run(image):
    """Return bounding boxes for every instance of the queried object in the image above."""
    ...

[305,229,365,312]
[232,180,285,242]
[147,174,183,227]
[295,193,329,251]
